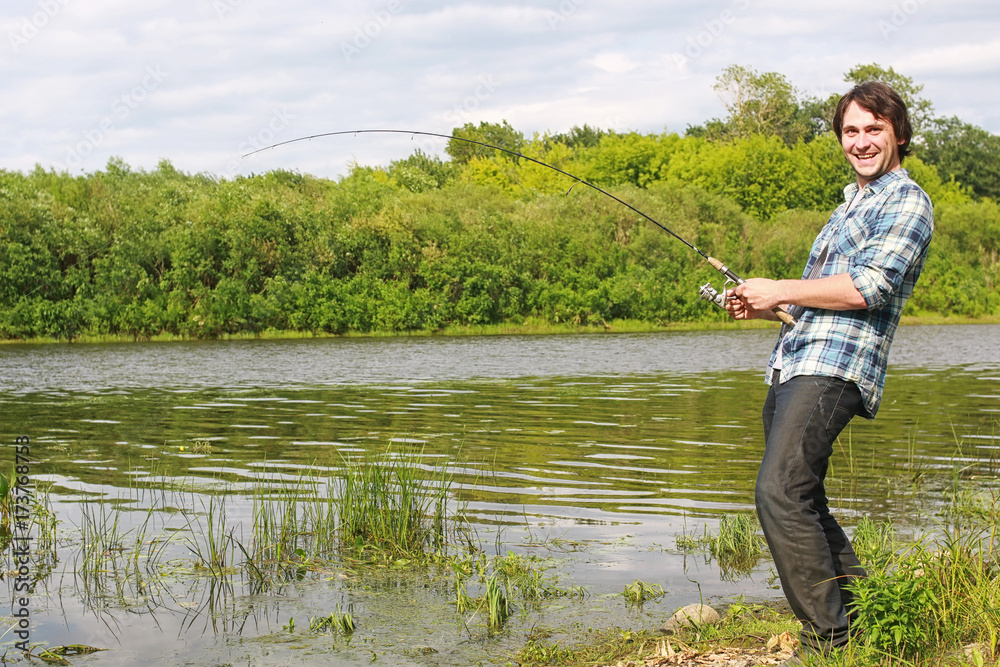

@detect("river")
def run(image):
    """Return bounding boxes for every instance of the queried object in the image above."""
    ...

[1,324,997,665]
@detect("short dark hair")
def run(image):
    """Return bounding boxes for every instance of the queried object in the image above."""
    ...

[833,81,913,162]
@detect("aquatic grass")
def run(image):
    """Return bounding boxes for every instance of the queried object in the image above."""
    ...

[184,495,237,575]
[77,502,127,583]
[309,604,356,635]
[333,447,463,559]
[247,473,324,572]
[623,579,665,608]
[676,521,710,552]
[0,466,11,526]
[450,551,581,633]
[29,486,59,557]
[485,573,512,630]
[74,500,172,610]
[677,512,765,580]
[835,426,859,479]
[454,577,475,614]
[709,513,765,577]
[946,485,1000,527]
[491,550,581,602]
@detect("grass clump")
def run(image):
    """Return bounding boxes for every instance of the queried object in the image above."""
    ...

[677,512,765,579]
[710,513,765,577]
[453,550,584,633]
[845,521,1000,665]
[334,449,464,559]
[308,604,356,635]
[623,579,665,608]
[514,628,662,667]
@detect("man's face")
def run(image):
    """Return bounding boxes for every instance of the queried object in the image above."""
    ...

[840,101,904,187]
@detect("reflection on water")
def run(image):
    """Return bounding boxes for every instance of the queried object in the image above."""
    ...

[1,325,998,665]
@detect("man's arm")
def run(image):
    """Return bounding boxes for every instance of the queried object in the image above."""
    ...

[741,274,866,311]
[725,273,867,321]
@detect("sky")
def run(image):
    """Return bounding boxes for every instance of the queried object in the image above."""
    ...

[2,0,998,180]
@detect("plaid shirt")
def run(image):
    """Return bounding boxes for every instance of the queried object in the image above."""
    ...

[767,168,934,418]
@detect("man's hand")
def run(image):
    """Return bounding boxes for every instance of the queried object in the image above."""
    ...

[735,278,786,313]
[726,274,868,322]
[725,281,782,322]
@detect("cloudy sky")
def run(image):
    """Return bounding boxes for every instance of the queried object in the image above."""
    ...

[2,0,998,180]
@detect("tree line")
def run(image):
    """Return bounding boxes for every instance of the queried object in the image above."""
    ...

[1,64,997,340]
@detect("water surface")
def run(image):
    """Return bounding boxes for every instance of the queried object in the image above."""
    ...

[1,325,997,665]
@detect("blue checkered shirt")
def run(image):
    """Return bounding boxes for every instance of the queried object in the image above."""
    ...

[767,168,934,418]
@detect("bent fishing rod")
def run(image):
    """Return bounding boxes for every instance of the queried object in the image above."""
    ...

[244,129,796,326]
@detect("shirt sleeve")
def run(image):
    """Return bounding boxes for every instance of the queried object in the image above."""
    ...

[848,183,934,310]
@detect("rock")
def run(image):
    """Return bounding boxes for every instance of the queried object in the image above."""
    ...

[660,603,721,633]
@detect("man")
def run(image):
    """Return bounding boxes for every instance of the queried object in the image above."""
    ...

[724,81,934,655]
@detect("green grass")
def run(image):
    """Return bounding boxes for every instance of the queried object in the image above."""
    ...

[676,511,765,579]
[623,579,665,608]
[184,495,238,575]
[308,605,356,635]
[333,448,464,559]
[538,500,1000,666]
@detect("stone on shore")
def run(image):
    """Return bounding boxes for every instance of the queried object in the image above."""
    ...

[660,603,721,633]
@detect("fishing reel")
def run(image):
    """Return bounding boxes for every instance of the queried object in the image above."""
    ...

[698,279,735,311]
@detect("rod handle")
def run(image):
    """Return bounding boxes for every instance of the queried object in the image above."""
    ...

[772,306,797,326]
[706,257,797,326]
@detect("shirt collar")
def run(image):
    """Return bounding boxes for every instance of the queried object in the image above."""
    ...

[842,168,911,204]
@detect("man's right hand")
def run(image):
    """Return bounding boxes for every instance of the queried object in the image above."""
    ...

[725,285,780,322]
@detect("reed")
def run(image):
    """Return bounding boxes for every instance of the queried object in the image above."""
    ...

[333,448,460,558]
[184,495,237,575]
[710,513,765,578]
[0,467,11,527]
[75,500,168,609]
[247,473,324,576]
[485,573,511,630]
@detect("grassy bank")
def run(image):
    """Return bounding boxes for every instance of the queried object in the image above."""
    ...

[3,313,998,346]
[514,498,1000,667]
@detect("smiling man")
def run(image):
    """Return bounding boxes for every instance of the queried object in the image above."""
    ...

[724,82,934,658]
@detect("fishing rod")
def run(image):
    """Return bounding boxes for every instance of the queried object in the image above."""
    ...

[244,129,796,326]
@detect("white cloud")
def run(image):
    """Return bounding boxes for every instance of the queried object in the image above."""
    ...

[588,52,640,74]
[1,0,998,177]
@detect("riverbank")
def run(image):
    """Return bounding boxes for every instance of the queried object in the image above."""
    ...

[3,313,998,346]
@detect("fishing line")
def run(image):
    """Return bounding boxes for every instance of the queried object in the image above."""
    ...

[243,129,707,259]
[243,128,795,325]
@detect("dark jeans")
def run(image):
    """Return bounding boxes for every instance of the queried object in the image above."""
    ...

[757,374,866,652]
